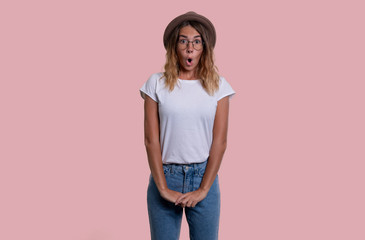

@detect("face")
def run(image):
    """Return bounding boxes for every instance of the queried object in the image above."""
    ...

[176,25,203,74]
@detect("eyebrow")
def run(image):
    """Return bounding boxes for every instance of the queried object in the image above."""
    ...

[178,35,201,38]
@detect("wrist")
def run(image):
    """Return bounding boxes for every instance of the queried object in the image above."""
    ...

[198,187,210,194]
[158,187,169,194]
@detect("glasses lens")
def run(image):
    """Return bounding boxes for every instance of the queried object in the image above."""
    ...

[193,40,203,50]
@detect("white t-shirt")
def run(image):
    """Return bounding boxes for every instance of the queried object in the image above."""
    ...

[140,72,235,164]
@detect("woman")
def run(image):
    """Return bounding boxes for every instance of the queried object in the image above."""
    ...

[140,11,235,240]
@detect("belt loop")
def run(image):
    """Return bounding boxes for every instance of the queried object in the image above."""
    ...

[193,162,197,176]
[169,164,172,174]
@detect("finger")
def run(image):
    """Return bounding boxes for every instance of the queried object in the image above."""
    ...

[181,198,190,207]
[176,193,189,203]
[175,198,185,205]
[181,193,193,202]
[175,196,184,204]
[185,200,190,208]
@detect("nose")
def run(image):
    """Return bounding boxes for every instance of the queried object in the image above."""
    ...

[186,42,194,53]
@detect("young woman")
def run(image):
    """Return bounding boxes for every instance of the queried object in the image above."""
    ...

[140,11,235,240]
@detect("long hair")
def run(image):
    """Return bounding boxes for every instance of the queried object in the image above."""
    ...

[162,21,220,96]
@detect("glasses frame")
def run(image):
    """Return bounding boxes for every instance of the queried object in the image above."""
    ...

[177,39,204,51]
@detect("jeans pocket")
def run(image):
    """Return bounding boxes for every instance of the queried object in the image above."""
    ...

[163,165,171,176]
[198,167,206,177]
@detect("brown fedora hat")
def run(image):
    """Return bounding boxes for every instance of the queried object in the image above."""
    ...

[163,11,216,49]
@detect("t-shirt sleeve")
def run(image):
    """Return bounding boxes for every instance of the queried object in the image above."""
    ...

[216,77,236,101]
[139,73,159,102]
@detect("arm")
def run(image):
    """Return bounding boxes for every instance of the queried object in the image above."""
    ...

[176,96,230,207]
[144,95,182,202]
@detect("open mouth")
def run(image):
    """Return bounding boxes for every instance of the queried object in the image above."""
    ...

[186,58,193,66]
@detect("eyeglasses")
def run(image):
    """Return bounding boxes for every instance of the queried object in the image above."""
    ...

[177,39,204,51]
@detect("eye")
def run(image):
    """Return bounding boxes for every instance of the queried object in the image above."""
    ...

[179,39,187,44]
[194,39,202,44]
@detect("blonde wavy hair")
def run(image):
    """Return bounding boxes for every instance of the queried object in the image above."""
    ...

[162,21,220,96]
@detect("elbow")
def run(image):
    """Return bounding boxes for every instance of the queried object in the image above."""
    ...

[144,137,160,149]
[221,140,228,152]
[212,138,227,152]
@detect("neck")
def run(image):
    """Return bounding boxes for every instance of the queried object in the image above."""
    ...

[179,69,199,80]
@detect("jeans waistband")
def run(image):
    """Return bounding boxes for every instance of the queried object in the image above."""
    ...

[163,157,208,168]
[163,157,209,167]
[163,157,209,175]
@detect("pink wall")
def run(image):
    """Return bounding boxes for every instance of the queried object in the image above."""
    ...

[1,0,364,239]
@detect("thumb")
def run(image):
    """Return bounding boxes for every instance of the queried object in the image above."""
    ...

[175,194,187,204]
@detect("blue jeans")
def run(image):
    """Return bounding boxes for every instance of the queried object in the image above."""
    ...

[147,159,220,240]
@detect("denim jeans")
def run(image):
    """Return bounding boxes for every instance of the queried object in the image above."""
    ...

[147,159,220,240]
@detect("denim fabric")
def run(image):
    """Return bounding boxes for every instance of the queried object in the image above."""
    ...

[147,159,220,240]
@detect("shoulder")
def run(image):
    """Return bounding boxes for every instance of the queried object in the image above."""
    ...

[142,72,165,90]
[216,75,235,100]
[147,72,165,83]
[218,75,226,86]
[218,75,231,86]
[140,72,166,102]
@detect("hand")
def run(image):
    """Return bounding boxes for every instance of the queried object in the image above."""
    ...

[175,188,208,208]
[159,188,183,204]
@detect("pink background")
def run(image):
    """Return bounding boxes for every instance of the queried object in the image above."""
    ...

[1,0,364,239]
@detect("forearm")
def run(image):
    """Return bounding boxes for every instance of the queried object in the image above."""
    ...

[145,142,168,193]
[199,140,227,192]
